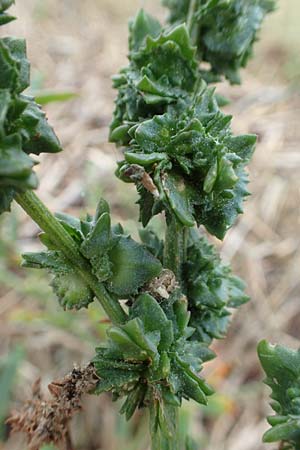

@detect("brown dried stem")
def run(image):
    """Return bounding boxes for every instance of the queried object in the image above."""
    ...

[7,364,99,450]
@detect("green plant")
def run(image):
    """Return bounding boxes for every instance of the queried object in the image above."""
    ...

[1,0,276,448]
[258,341,300,450]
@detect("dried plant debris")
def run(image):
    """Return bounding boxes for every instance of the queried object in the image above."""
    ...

[7,364,99,450]
[144,268,178,300]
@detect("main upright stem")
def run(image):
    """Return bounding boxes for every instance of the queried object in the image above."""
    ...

[15,190,127,325]
[150,401,179,450]
[162,219,188,448]
[187,0,198,42]
[163,215,187,283]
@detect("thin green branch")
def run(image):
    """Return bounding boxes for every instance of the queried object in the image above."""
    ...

[163,214,187,283]
[15,190,127,324]
[187,0,197,35]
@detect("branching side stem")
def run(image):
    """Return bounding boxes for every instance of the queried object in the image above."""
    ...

[15,190,127,324]
[187,0,198,37]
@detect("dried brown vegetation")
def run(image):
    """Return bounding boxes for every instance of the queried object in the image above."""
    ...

[7,365,98,450]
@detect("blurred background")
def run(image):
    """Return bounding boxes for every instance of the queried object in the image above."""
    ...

[0,1,299,449]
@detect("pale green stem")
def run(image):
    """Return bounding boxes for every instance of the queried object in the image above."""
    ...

[187,0,197,35]
[15,190,127,324]
[149,401,179,450]
[164,214,187,283]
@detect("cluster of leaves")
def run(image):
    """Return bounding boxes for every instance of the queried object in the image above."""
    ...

[94,291,214,447]
[22,198,162,309]
[21,195,249,446]
[110,10,199,147]
[0,2,62,215]
[140,226,249,346]
[117,83,256,239]
[110,10,257,239]
[258,341,300,449]
[162,0,276,84]
[91,223,249,447]
[184,229,249,343]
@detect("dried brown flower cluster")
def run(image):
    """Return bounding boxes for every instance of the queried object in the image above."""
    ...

[7,364,99,450]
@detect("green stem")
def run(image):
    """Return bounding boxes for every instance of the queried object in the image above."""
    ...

[149,401,179,450]
[15,190,127,324]
[164,214,187,283]
[187,0,197,35]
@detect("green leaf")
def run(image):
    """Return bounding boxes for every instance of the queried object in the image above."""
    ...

[203,159,218,193]
[131,293,174,351]
[0,134,37,190]
[107,235,162,297]
[132,24,197,88]
[110,123,132,143]
[55,212,86,242]
[129,9,161,52]
[17,97,62,154]
[0,13,15,26]
[0,88,10,131]
[50,271,94,310]
[81,212,115,281]
[94,197,110,222]
[223,134,257,162]
[139,228,164,260]
[22,251,94,310]
[120,383,146,420]
[94,368,141,394]
[258,340,300,445]
[173,296,190,335]
[161,173,195,227]
[20,198,162,310]
[21,251,67,271]
[123,317,160,356]
[0,38,29,93]
[0,1,15,26]
[83,212,112,253]
[135,114,173,153]
[107,325,153,361]
[0,187,14,214]
[263,419,300,443]
[0,0,15,12]
[197,166,250,239]
[33,90,78,106]
[125,151,167,166]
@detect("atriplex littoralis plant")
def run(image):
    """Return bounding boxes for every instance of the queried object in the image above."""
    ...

[2,0,292,448]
